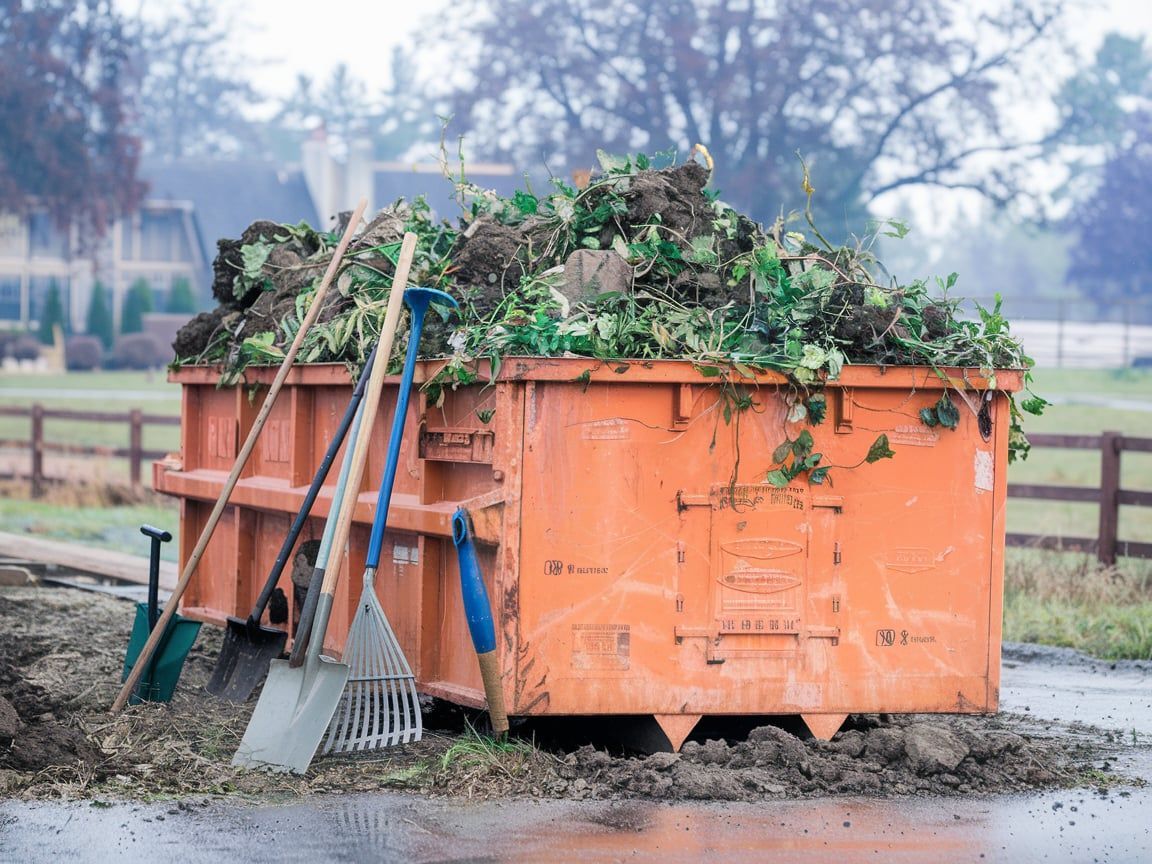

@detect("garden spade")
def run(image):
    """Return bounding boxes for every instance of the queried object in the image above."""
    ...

[206,343,379,702]
[231,233,416,774]
[121,525,201,704]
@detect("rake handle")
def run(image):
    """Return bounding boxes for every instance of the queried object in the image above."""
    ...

[112,199,368,714]
[307,232,419,662]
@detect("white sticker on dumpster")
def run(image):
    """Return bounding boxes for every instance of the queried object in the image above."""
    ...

[974,450,994,492]
[571,623,630,671]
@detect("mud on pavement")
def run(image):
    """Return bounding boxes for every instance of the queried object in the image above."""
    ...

[0,585,1140,803]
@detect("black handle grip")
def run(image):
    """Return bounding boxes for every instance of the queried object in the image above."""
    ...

[140,525,172,543]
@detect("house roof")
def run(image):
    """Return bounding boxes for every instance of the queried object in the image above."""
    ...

[139,158,319,263]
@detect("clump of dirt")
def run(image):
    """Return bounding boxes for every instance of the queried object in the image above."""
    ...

[0,585,1136,803]
[559,715,1091,801]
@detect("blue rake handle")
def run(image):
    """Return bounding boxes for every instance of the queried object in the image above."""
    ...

[364,287,457,570]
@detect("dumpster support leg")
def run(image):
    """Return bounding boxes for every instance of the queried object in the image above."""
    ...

[653,713,701,752]
[801,712,848,740]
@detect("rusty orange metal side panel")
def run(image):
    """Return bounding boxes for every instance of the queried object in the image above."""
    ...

[158,360,1019,733]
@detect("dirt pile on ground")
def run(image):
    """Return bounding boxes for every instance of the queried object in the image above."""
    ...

[0,585,1136,803]
[562,715,1090,801]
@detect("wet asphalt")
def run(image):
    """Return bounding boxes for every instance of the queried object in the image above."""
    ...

[2,644,1149,863]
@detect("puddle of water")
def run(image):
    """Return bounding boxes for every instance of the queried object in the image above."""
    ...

[2,786,1150,864]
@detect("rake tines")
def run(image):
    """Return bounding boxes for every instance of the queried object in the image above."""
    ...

[322,570,422,754]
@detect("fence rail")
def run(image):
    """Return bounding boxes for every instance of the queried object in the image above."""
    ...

[1006,430,1152,564]
[0,404,179,495]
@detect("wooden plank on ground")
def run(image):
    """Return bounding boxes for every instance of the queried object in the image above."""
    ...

[0,531,176,590]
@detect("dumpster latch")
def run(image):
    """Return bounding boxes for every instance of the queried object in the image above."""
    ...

[674,626,725,664]
[419,427,495,464]
[806,625,841,646]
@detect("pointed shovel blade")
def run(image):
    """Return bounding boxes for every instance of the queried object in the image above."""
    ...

[231,655,350,774]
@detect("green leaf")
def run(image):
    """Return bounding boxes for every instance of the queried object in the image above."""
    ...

[810,466,830,484]
[512,190,539,216]
[919,407,938,427]
[766,469,791,489]
[792,429,814,457]
[1021,396,1050,415]
[806,395,827,425]
[935,395,960,429]
[240,241,272,280]
[772,440,793,464]
[865,434,895,463]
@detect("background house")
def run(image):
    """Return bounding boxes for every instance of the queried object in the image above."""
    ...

[0,134,519,336]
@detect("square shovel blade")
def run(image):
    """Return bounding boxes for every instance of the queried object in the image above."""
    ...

[231,655,350,774]
[205,619,288,703]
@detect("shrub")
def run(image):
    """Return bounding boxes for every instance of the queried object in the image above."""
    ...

[167,276,198,314]
[11,335,42,361]
[108,333,169,370]
[121,278,154,335]
[65,335,103,371]
[86,281,114,349]
[37,280,67,345]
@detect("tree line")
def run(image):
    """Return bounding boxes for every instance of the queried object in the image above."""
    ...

[1,0,1148,312]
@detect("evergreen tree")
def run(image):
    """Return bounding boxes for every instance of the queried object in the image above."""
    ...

[121,278,154,335]
[86,281,114,349]
[166,276,197,313]
[37,280,66,345]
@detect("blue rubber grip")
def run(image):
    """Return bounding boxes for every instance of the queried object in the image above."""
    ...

[452,508,496,654]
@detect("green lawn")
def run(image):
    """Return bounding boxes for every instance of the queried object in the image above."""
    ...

[1008,368,1152,544]
[0,495,181,562]
[0,370,182,482]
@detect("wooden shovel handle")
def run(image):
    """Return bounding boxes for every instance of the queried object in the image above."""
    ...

[318,232,418,600]
[112,199,368,713]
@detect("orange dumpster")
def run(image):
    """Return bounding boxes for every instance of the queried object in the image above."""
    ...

[157,358,1021,749]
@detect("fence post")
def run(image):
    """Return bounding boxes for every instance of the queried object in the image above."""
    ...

[30,403,44,498]
[1098,430,1121,566]
[129,408,143,488]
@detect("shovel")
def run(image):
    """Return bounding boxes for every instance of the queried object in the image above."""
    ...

[206,342,380,702]
[232,233,417,773]
[121,525,202,704]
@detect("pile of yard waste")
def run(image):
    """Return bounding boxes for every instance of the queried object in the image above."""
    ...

[0,585,1136,803]
[172,152,1045,459]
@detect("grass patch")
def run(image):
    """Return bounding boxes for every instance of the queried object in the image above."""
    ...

[1003,549,1152,660]
[1008,367,1152,546]
[0,488,180,561]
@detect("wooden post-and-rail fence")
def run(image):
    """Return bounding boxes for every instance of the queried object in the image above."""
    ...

[1007,430,1152,565]
[0,404,179,496]
[0,405,1146,563]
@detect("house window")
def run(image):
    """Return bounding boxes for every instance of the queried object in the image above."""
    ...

[140,210,190,262]
[0,215,23,258]
[29,212,68,258]
[0,275,20,321]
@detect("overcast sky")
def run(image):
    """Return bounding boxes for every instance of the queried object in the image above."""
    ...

[129,0,1152,100]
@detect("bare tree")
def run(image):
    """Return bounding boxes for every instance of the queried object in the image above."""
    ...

[435,0,1066,231]
[0,0,144,235]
